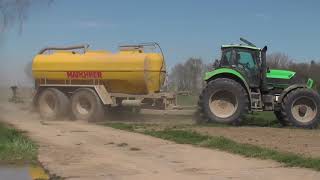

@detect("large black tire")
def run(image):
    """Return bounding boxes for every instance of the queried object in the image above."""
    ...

[71,88,104,122]
[274,110,289,126]
[37,88,70,120]
[280,88,320,128]
[197,78,249,124]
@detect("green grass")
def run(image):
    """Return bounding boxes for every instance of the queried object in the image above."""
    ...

[106,122,320,171]
[105,122,136,131]
[0,122,37,164]
[242,111,281,127]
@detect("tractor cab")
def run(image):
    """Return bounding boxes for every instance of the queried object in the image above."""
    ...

[218,43,262,88]
[214,38,313,92]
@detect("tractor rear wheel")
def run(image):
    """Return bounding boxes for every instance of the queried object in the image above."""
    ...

[71,88,104,122]
[281,88,320,128]
[198,78,249,124]
[37,88,70,120]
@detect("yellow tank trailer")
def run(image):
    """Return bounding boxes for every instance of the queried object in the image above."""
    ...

[33,44,165,94]
[32,43,176,121]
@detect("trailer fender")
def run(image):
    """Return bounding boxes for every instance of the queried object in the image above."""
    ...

[93,85,113,105]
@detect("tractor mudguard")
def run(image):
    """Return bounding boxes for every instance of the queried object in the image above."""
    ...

[204,68,252,108]
[204,68,246,82]
[278,84,308,104]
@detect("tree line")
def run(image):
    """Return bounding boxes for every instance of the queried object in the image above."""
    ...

[167,52,320,94]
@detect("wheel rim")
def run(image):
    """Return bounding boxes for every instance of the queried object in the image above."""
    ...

[291,96,317,123]
[39,92,57,116]
[209,90,238,118]
[76,96,92,115]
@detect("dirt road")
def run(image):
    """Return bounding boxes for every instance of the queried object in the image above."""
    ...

[1,103,320,180]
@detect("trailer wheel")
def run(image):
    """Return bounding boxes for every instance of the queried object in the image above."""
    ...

[281,88,320,128]
[71,88,104,122]
[37,88,69,120]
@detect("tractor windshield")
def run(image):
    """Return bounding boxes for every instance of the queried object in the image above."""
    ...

[235,49,257,70]
[220,48,259,68]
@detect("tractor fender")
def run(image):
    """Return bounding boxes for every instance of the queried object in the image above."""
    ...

[277,84,308,104]
[205,70,252,110]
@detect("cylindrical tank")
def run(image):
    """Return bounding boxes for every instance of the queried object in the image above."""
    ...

[32,47,166,94]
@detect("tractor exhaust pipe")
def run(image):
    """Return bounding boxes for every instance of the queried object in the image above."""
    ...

[261,46,268,89]
[240,38,256,47]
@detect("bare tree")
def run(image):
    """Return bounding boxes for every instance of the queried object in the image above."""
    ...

[168,58,206,94]
[308,60,320,89]
[267,52,292,69]
[185,58,205,93]
[0,0,53,32]
[0,0,31,33]
[168,63,185,91]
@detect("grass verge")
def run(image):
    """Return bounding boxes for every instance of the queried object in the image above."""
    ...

[105,122,320,171]
[0,122,37,164]
[242,111,281,127]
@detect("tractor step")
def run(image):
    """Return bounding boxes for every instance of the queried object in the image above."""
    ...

[250,90,263,111]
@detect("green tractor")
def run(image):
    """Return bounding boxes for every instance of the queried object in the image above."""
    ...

[198,38,320,128]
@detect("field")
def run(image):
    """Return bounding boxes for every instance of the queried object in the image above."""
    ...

[1,102,320,179]
[102,105,320,170]
[1,88,320,179]
[0,86,319,178]
[103,94,320,160]
[2,89,320,159]
[105,122,320,170]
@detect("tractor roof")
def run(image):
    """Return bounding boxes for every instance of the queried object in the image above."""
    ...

[221,44,261,51]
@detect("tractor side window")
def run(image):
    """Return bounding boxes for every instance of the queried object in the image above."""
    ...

[220,50,232,66]
[236,51,256,69]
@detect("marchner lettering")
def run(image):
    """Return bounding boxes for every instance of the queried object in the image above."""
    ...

[66,71,102,79]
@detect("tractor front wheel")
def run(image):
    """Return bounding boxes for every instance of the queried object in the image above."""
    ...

[198,78,249,124]
[281,88,320,128]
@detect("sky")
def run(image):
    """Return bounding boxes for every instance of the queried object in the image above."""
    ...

[1,0,320,85]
